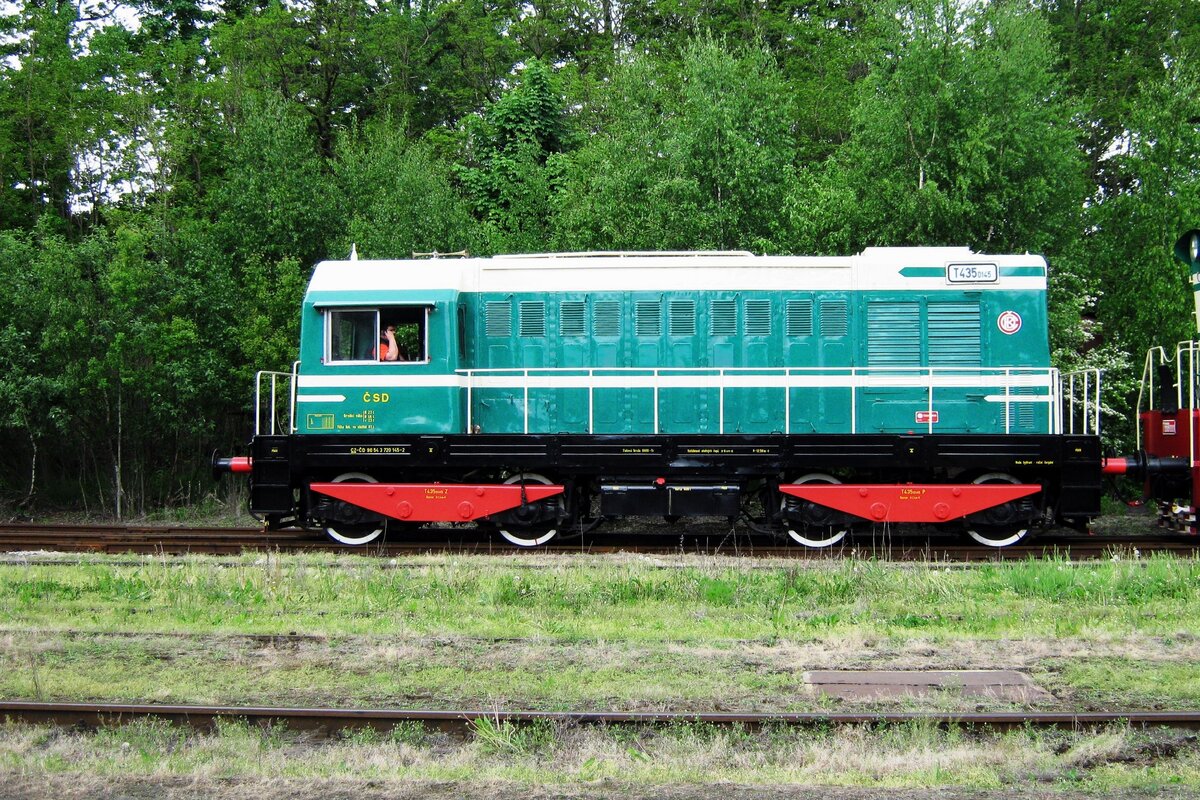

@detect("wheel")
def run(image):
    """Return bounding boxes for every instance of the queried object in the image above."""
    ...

[780,473,852,548]
[322,472,387,546]
[964,472,1036,548]
[496,473,564,547]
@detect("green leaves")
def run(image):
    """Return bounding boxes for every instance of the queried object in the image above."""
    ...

[553,39,797,252]
[0,0,1195,511]
[821,0,1085,254]
[457,58,570,253]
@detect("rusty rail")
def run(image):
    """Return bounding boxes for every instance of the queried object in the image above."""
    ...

[0,522,1195,561]
[3,701,1200,735]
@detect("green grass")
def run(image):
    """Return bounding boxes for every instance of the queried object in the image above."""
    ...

[1,554,1198,641]
[2,551,1199,791]
[0,552,1198,713]
[0,719,1196,790]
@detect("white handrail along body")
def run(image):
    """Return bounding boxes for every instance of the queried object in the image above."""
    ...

[457,365,1067,436]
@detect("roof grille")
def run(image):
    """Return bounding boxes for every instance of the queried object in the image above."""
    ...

[746,299,771,336]
[786,299,813,336]
[636,301,662,337]
[519,301,546,337]
[594,301,621,336]
[820,300,848,337]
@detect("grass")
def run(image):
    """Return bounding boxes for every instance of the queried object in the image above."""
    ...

[0,718,1196,791]
[2,553,1198,641]
[2,550,1200,792]
[0,552,1198,714]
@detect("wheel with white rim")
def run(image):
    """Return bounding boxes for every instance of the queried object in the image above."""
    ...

[496,473,564,548]
[780,473,852,548]
[964,472,1035,548]
[321,472,387,546]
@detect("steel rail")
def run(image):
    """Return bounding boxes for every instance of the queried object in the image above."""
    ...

[3,701,1200,735]
[0,523,1195,561]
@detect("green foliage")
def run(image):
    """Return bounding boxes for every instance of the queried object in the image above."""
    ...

[334,120,479,258]
[469,715,557,755]
[211,93,339,267]
[0,0,1197,511]
[457,59,570,252]
[1041,0,1200,195]
[1090,57,1200,361]
[802,0,1086,254]
[553,38,797,251]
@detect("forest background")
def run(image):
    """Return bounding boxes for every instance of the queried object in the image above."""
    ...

[0,0,1197,517]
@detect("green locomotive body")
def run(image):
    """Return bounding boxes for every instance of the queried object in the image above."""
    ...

[296,249,1053,438]
[227,248,1103,548]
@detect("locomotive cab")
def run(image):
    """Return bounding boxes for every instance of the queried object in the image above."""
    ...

[297,262,465,435]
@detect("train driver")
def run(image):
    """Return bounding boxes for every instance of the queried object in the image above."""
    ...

[379,325,400,362]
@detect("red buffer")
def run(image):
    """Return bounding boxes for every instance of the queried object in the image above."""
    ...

[310,482,565,523]
[779,484,1041,523]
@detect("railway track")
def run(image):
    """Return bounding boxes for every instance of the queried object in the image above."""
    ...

[4,700,1200,734]
[0,522,1196,560]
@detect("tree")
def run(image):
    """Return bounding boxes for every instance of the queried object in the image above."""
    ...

[457,58,571,253]
[1089,58,1200,363]
[0,0,84,227]
[0,224,76,509]
[208,93,339,268]
[333,120,480,259]
[1040,0,1200,195]
[803,0,1085,254]
[212,0,377,157]
[553,38,797,252]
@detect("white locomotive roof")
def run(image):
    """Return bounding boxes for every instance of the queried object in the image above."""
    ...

[307,247,1047,295]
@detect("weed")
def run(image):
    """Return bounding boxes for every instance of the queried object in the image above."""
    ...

[339,726,384,746]
[469,715,557,755]
[386,721,427,746]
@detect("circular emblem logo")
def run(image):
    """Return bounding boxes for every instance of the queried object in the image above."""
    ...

[997,310,1022,335]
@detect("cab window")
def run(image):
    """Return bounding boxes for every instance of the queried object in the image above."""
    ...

[326,307,429,364]
[381,307,428,363]
[328,310,377,362]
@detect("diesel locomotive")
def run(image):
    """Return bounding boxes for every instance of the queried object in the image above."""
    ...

[214,239,1200,548]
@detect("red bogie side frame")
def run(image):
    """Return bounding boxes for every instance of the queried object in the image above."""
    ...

[310,482,566,523]
[778,483,1041,523]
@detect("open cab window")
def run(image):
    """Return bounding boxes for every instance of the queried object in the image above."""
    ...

[326,307,429,364]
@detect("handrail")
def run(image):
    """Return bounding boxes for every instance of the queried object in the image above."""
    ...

[456,366,1061,436]
[1060,368,1102,438]
[1136,347,1167,450]
[254,369,296,436]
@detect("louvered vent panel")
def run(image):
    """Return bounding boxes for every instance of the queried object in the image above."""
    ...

[593,301,621,336]
[867,302,920,366]
[1012,386,1037,429]
[786,300,813,336]
[820,300,848,337]
[636,301,662,336]
[745,299,771,336]
[561,301,586,337]
[485,301,512,337]
[519,301,546,337]
[669,300,696,336]
[711,300,736,335]
[927,303,981,366]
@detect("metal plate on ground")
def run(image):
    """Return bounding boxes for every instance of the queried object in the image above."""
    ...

[804,670,1050,702]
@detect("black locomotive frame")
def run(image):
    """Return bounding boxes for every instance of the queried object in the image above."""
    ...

[248,431,1103,531]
